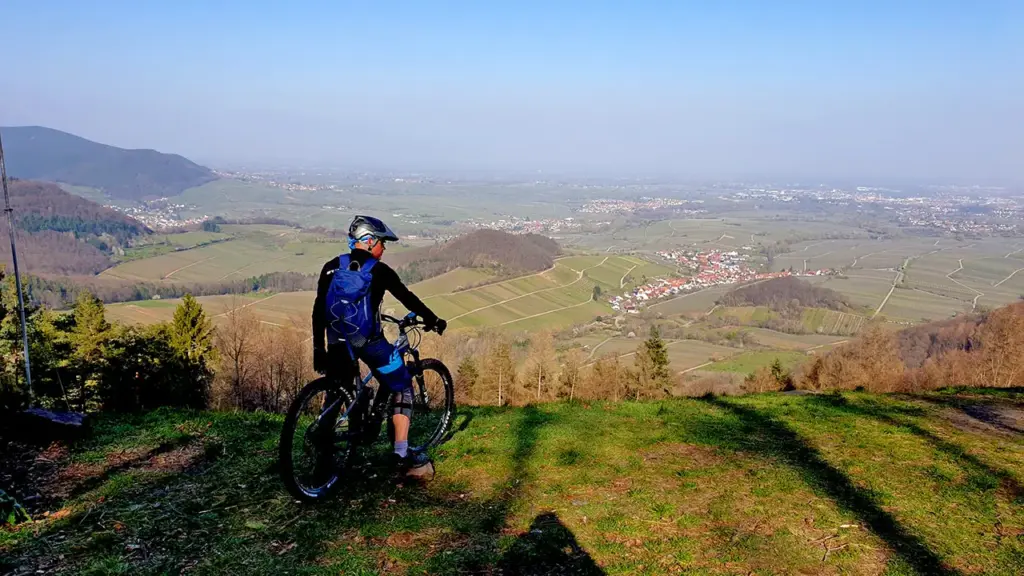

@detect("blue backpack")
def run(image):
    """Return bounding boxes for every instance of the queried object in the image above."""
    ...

[325,254,379,348]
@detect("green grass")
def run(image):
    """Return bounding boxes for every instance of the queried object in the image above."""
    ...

[704,350,809,374]
[3,390,1022,575]
[711,306,776,325]
[104,225,421,284]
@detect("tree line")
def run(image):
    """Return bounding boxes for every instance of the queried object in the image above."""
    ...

[21,271,317,310]
[0,275,214,413]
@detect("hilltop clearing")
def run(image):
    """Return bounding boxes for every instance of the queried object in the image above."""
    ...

[2,390,1022,574]
[1,126,217,200]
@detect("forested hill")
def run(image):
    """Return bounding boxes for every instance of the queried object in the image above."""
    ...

[1,126,217,200]
[719,276,849,311]
[0,180,148,276]
[389,230,560,284]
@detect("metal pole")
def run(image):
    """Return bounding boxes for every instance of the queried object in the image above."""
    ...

[0,130,33,399]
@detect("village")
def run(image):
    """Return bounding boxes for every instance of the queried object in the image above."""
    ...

[610,248,837,313]
[106,200,210,230]
[577,197,705,214]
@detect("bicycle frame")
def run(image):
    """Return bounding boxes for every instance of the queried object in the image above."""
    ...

[330,318,431,441]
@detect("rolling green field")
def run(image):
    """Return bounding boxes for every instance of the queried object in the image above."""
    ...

[743,327,850,350]
[5,390,1022,575]
[704,350,809,373]
[384,255,671,332]
[580,338,742,373]
[105,292,315,329]
[103,225,421,284]
[710,306,775,325]
[106,255,675,334]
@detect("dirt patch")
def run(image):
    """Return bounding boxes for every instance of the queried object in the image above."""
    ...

[147,444,204,472]
[641,443,725,467]
[1,438,205,516]
[944,402,1024,438]
[0,440,71,514]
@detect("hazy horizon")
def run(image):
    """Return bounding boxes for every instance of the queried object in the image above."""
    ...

[1,1,1021,184]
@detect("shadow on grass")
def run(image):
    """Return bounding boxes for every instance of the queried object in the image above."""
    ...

[497,512,605,575]
[2,406,605,575]
[700,395,961,576]
[811,394,1024,503]
[65,434,195,500]
[0,414,286,575]
[438,410,474,445]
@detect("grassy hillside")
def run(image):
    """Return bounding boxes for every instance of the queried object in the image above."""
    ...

[3,390,1022,574]
[2,126,217,200]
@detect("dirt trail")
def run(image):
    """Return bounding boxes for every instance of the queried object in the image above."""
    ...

[946,259,984,310]
[163,256,217,280]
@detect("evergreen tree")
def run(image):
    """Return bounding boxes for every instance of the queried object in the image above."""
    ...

[456,356,479,395]
[170,294,215,363]
[634,325,671,399]
[70,291,113,410]
[169,294,215,408]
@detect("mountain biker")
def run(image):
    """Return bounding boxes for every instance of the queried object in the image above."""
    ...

[311,215,448,478]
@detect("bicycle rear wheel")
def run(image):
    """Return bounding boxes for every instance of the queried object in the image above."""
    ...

[389,358,456,452]
[279,377,356,502]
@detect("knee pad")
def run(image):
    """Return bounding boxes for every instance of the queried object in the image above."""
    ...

[392,387,414,418]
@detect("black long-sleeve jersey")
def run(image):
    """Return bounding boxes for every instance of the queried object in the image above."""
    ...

[312,248,439,351]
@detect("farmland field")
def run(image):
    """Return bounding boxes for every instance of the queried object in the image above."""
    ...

[743,327,849,350]
[818,275,894,310]
[103,225,421,283]
[107,255,677,334]
[106,292,315,329]
[800,308,867,335]
[705,350,809,374]
[646,285,731,316]
[710,306,775,325]
[581,338,742,372]
[384,255,672,331]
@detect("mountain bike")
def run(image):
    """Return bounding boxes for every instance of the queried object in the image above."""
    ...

[279,313,455,502]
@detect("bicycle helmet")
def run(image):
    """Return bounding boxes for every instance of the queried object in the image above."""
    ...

[348,215,400,243]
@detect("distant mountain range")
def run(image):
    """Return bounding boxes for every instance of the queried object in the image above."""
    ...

[1,126,217,200]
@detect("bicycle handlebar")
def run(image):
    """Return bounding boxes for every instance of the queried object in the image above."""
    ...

[381,313,431,332]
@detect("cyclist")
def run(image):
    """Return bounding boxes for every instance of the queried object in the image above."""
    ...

[311,215,448,478]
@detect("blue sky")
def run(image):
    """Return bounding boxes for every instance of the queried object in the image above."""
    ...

[2,1,1021,182]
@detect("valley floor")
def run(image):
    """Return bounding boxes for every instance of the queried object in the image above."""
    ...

[2,390,1023,575]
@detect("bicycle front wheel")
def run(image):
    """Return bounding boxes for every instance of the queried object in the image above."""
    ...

[279,377,356,502]
[389,358,455,452]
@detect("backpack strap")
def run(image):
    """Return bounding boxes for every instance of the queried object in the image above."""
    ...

[337,253,355,272]
[336,252,377,273]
